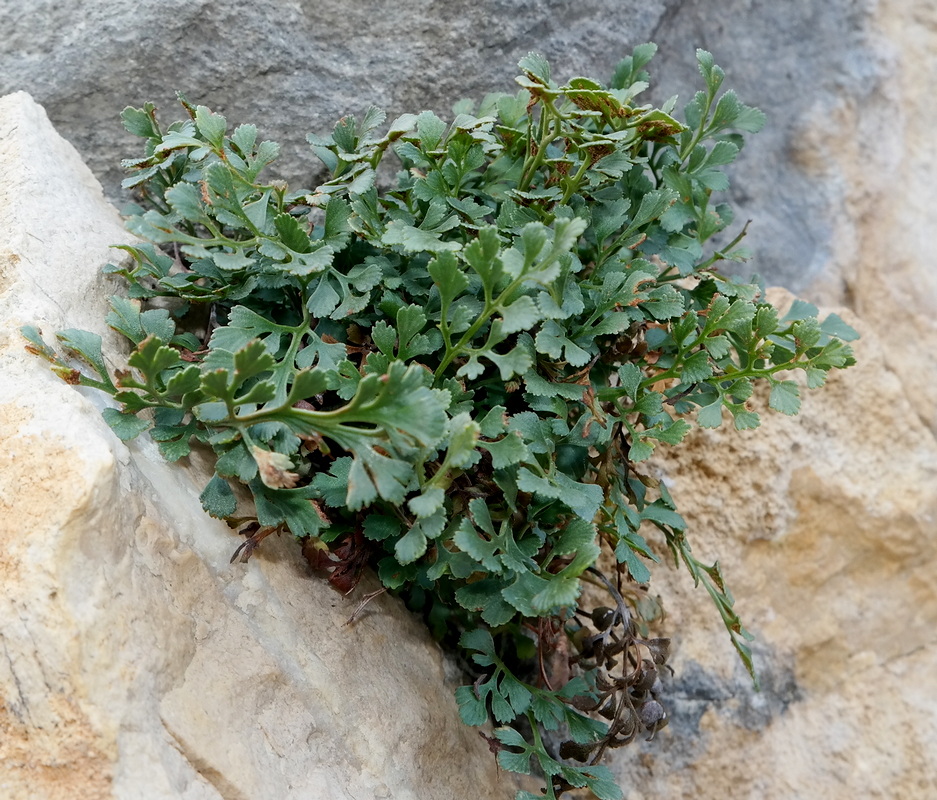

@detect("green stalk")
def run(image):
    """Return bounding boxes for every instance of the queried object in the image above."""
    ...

[526,713,558,800]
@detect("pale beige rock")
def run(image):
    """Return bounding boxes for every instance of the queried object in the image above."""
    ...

[804,0,937,434]
[608,290,937,799]
[0,92,511,800]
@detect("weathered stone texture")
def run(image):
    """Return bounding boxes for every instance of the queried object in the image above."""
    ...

[610,289,937,799]
[802,0,937,432]
[2,1,937,798]
[0,0,666,202]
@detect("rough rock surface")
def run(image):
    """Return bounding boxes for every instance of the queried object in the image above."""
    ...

[0,0,668,204]
[609,288,937,799]
[801,0,937,433]
[0,91,514,800]
[3,1,937,798]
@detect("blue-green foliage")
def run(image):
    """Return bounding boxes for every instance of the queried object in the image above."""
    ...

[25,47,856,800]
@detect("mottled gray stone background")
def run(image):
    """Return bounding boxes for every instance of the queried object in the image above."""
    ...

[1,0,880,290]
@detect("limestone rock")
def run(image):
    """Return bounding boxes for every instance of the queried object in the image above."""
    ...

[0,91,511,800]
[796,0,937,432]
[4,0,937,792]
[607,289,937,799]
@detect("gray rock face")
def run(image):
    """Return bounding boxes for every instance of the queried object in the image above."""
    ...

[646,0,884,290]
[0,1,665,196]
[0,0,881,292]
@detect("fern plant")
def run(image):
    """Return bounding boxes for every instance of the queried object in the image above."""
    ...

[24,44,856,799]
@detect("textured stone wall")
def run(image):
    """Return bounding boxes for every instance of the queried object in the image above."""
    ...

[612,288,937,799]
[2,2,936,799]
